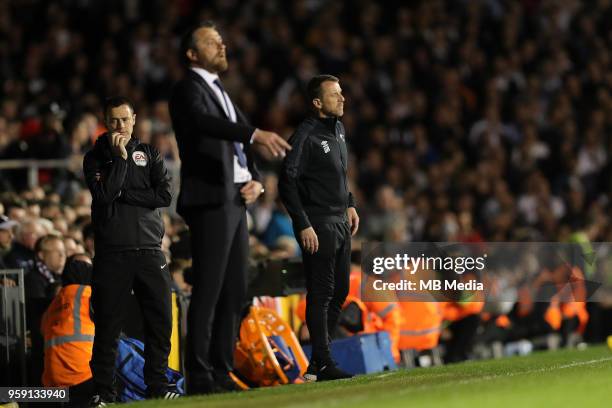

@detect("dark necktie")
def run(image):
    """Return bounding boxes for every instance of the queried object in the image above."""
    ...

[213,79,247,168]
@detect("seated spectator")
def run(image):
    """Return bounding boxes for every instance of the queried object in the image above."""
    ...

[4,218,46,269]
[0,214,17,269]
[261,202,300,258]
[25,234,67,385]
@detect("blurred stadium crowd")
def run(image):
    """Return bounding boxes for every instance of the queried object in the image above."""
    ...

[3,0,612,241]
[1,0,612,389]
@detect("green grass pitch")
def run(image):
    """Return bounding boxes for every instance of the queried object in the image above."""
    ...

[135,345,612,408]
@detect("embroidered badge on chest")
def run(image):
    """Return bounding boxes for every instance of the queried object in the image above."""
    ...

[321,140,330,154]
[132,151,148,166]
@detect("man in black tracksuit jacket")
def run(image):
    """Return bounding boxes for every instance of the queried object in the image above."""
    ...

[279,75,359,381]
[83,97,175,403]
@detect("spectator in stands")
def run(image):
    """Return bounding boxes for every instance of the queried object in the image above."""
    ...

[4,218,46,269]
[1,0,612,375]
[0,214,17,268]
[24,234,67,386]
[29,103,71,160]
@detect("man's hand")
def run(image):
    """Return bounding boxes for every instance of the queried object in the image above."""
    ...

[252,129,292,158]
[111,132,128,160]
[240,180,264,205]
[300,227,319,254]
[347,207,359,236]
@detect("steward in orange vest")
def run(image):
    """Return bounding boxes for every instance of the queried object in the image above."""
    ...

[510,267,561,341]
[551,264,589,341]
[41,257,94,388]
[348,267,402,362]
[398,302,444,352]
[393,266,444,353]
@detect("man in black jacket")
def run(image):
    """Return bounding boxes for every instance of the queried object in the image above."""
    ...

[279,75,359,381]
[83,96,175,404]
[169,21,290,394]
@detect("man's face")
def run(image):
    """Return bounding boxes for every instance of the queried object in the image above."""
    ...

[315,81,345,118]
[106,104,136,138]
[188,27,228,73]
[0,229,13,250]
[20,223,45,250]
[39,239,67,274]
[8,207,26,222]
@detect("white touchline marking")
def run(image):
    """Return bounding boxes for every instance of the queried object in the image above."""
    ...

[395,356,612,393]
[281,356,612,408]
[375,373,395,379]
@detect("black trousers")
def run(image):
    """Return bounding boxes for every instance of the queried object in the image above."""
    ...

[90,249,172,399]
[183,188,248,381]
[444,314,480,363]
[301,220,351,364]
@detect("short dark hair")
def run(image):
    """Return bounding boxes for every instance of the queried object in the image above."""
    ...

[35,234,63,254]
[307,74,340,102]
[180,21,216,65]
[103,96,135,119]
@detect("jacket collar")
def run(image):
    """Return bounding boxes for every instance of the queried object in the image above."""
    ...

[315,115,339,133]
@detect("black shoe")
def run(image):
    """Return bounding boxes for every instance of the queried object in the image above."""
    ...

[147,388,182,400]
[161,391,181,399]
[90,395,112,408]
[304,362,317,382]
[187,373,223,395]
[317,363,353,381]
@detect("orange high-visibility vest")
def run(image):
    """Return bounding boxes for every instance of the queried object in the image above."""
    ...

[366,301,402,362]
[342,295,381,333]
[559,267,589,333]
[348,269,402,361]
[398,302,443,351]
[516,270,562,331]
[517,289,562,331]
[481,312,511,328]
[443,300,485,322]
[41,284,95,387]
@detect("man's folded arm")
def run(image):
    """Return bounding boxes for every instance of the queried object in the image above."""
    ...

[83,151,127,205]
[119,148,172,208]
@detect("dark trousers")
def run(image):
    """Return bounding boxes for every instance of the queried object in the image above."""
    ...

[90,249,172,399]
[444,314,480,363]
[183,189,248,382]
[302,220,351,364]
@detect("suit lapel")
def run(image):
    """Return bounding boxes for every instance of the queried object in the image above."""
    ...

[187,70,231,120]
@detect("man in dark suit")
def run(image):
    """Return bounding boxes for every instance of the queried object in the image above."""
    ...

[169,21,290,394]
